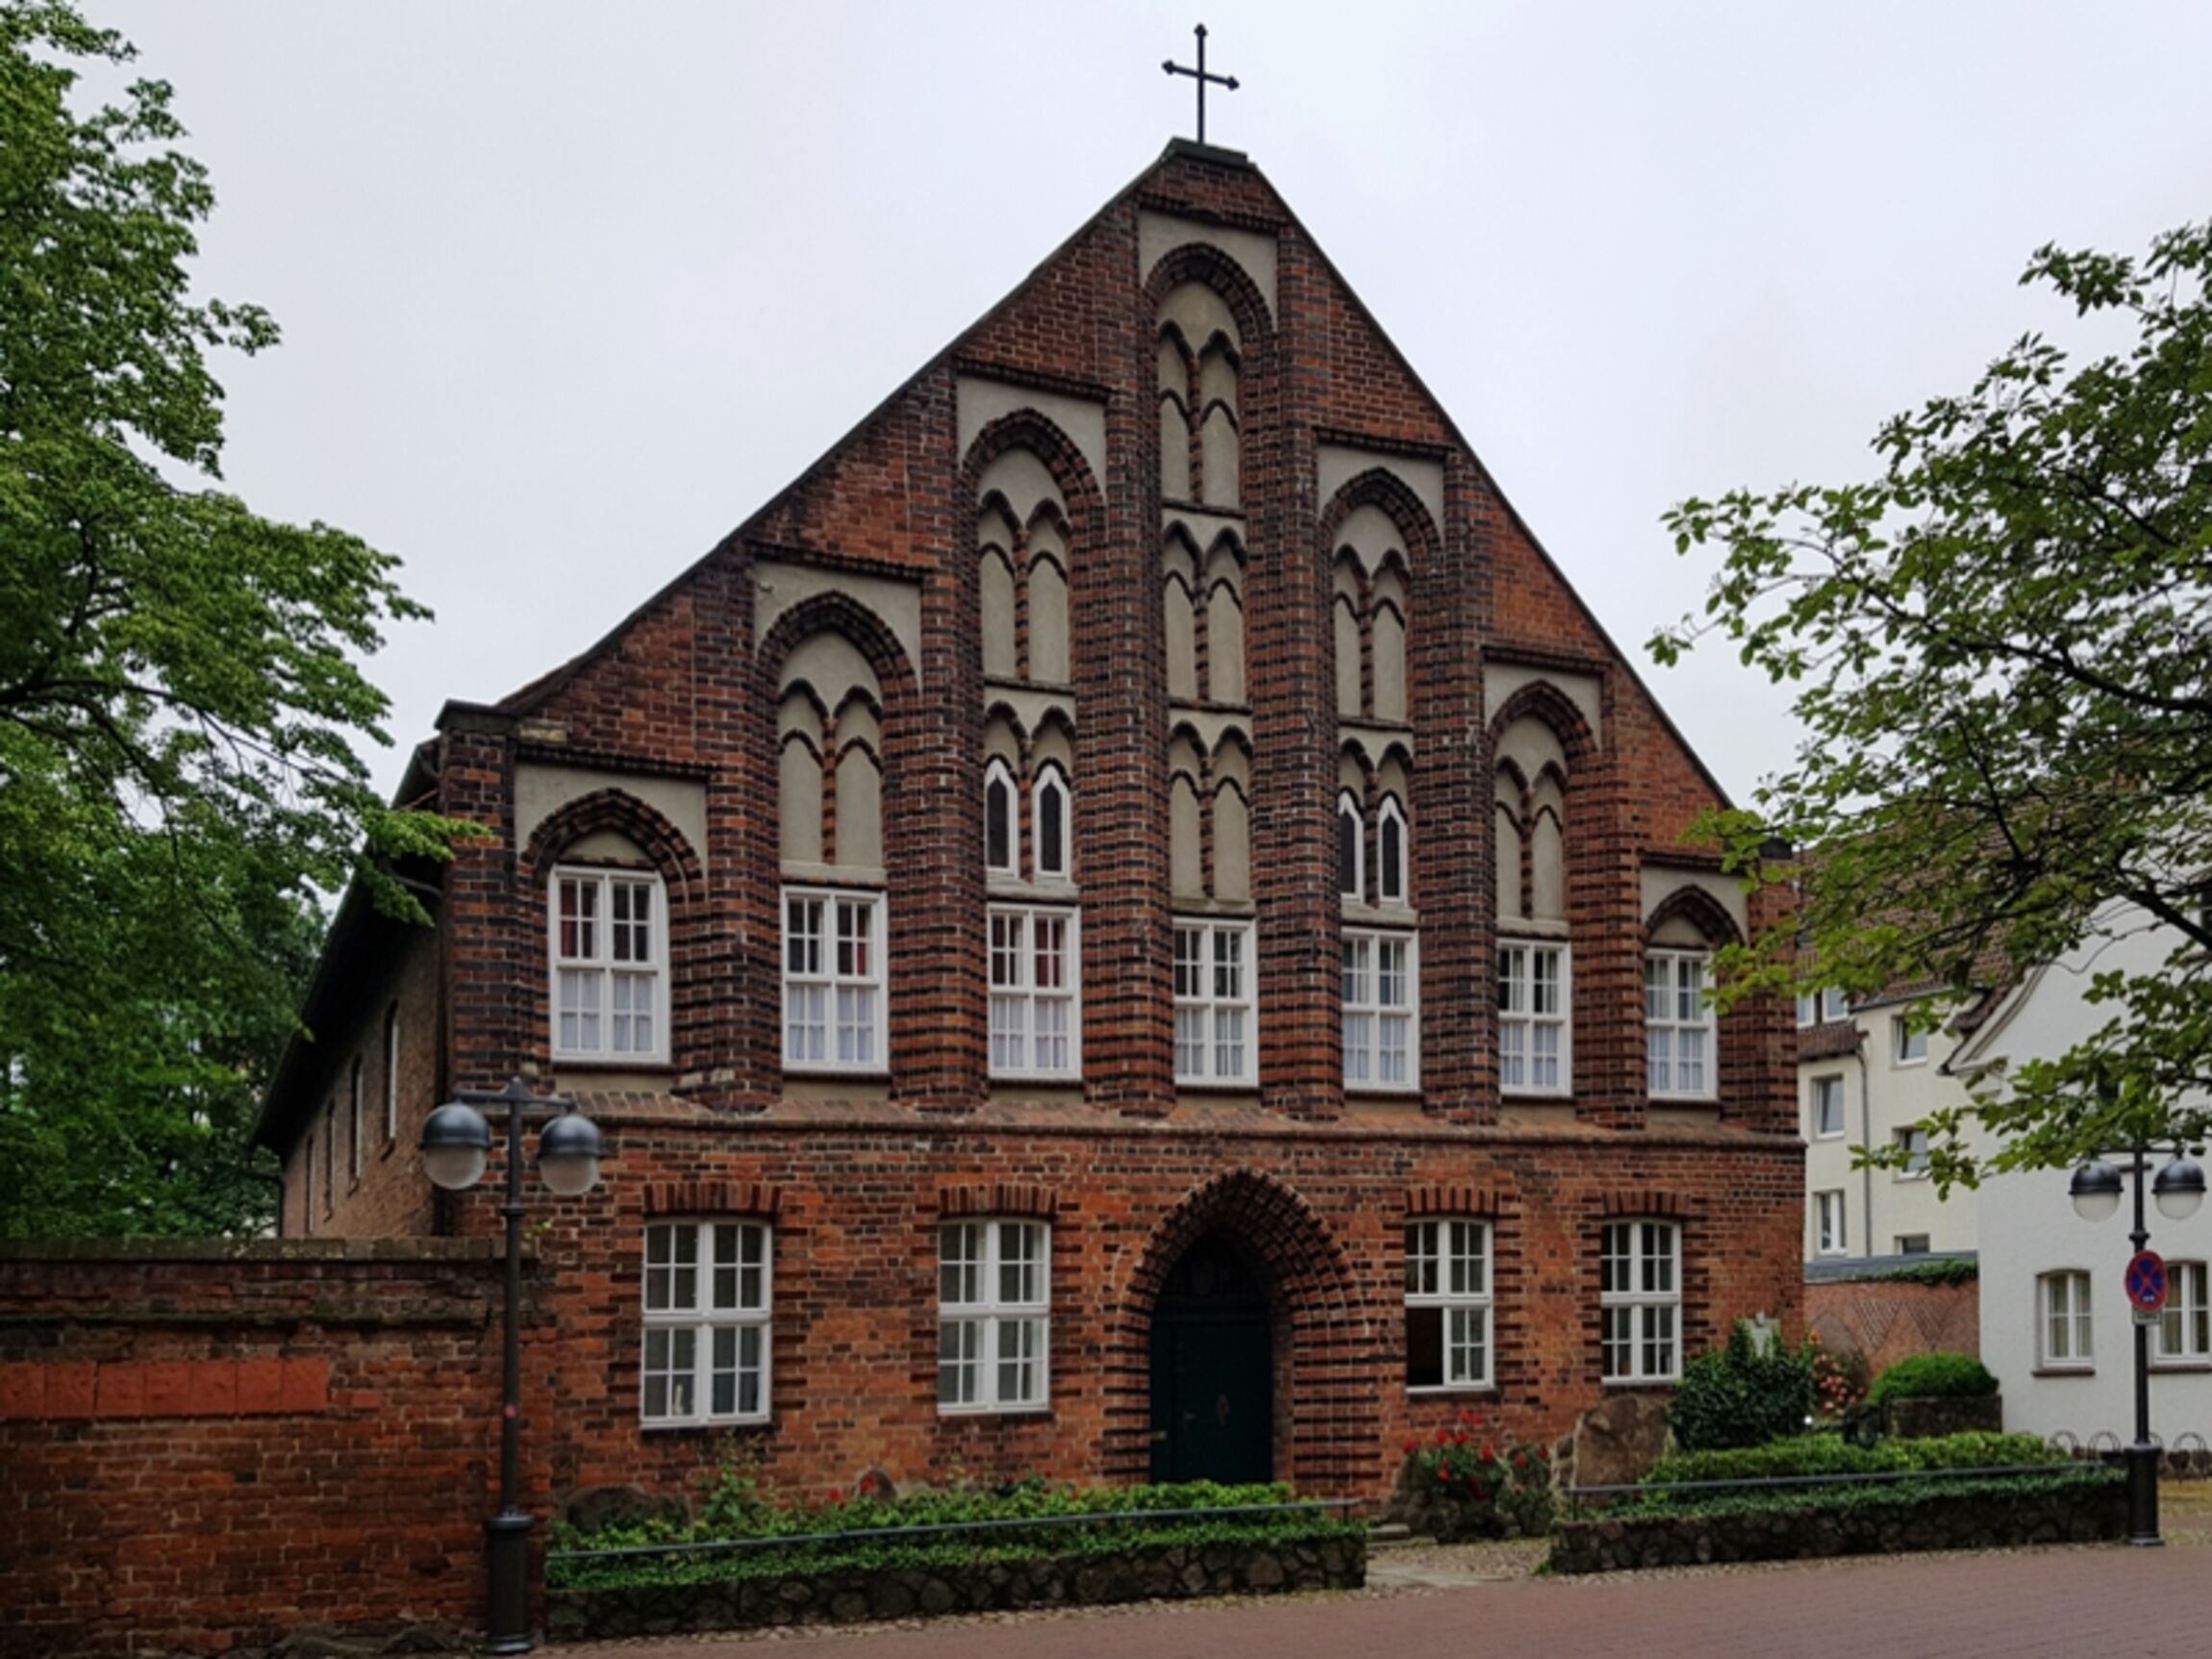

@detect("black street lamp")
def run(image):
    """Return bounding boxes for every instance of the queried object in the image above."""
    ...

[421,1078,604,1654]
[2068,1147,2206,1546]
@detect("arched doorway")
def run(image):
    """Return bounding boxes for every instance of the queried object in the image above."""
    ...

[1147,1231,1273,1484]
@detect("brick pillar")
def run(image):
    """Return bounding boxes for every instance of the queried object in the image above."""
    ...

[436,711,525,1093]
[1573,673,1646,1129]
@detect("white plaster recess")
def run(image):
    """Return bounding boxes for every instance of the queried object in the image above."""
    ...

[1137,212,1279,320]
[1485,662,1602,748]
[1641,866,1749,944]
[954,376,1108,499]
[515,764,711,872]
[1316,445,1445,546]
[752,561,922,694]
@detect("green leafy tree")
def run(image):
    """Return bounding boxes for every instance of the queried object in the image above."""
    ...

[0,3,469,1235]
[1652,217,2212,1188]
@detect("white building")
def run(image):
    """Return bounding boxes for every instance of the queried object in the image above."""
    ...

[1953,912,2212,1446]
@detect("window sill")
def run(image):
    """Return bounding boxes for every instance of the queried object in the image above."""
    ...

[553,1056,675,1072]
[1649,1093,1719,1107]
[1601,1378,1681,1391]
[1345,1084,1423,1098]
[1176,1077,1262,1093]
[937,1405,1053,1420]
[2032,1366,2096,1379]
[1894,1058,1929,1068]
[2150,1360,2212,1373]
[784,1065,892,1081]
[1407,1384,1497,1398]
[989,1073,1084,1088]
[641,1417,773,1434]
[1813,1131,1847,1142]
[1501,1090,1571,1102]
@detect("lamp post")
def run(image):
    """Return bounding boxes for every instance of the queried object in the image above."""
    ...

[2068,1147,2206,1546]
[421,1078,604,1654]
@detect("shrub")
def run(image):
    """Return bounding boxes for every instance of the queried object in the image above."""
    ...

[1611,1464,2114,1525]
[1395,1409,1554,1539]
[1639,1429,2059,1498]
[1668,1320,1817,1452]
[1865,1351,1998,1406]
[1809,1334,1869,1420]
[1870,1258,1978,1287]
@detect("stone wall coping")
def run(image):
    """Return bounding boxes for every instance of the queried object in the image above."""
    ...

[0,1237,515,1264]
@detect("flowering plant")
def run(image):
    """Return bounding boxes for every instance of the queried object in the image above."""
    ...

[1808,1333,1869,1420]
[1394,1409,1554,1540]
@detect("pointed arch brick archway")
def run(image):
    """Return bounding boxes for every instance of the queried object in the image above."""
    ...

[1108,1170,1378,1494]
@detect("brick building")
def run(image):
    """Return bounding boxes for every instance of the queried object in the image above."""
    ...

[258,138,1801,1504]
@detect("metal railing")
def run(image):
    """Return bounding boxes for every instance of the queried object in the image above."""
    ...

[547,1497,1363,1566]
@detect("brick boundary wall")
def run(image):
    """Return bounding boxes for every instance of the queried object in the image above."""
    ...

[1804,1276,1980,1376]
[0,1241,515,1658]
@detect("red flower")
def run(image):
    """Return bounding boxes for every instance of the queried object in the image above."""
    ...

[828,1488,844,1503]
[1402,1438,1420,1454]
[1436,1467,1449,1483]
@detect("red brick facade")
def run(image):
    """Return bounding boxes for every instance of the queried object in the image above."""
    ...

[256,140,1803,1521]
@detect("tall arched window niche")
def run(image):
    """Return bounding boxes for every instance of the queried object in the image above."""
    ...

[1330,506,1415,727]
[976,447,1073,688]
[1157,283,1242,510]
[1164,529,1247,709]
[1494,710,1576,1097]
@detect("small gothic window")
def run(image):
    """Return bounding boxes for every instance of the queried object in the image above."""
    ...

[1035,767,1069,881]
[1378,796,1406,905]
[985,761,1016,875]
[1339,792,1364,902]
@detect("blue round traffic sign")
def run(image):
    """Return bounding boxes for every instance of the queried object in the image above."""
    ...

[2125,1250,2168,1313]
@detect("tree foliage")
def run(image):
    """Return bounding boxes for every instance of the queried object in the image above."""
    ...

[1653,217,2212,1186]
[0,3,469,1235]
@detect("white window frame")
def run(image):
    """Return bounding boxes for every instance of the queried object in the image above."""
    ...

[1815,1190,1847,1255]
[1796,993,1817,1028]
[550,865,669,1064]
[1895,1233,1931,1255]
[1342,926,1419,1091]
[1601,1220,1681,1383]
[781,887,888,1072]
[1820,988,1849,1022]
[348,1058,363,1181]
[1032,765,1071,882]
[2155,1261,2210,1367]
[937,1219,1050,1414]
[984,758,1018,877]
[1811,1074,1846,1139]
[641,1219,772,1426]
[1172,917,1256,1087]
[1338,792,1365,903]
[1376,794,1409,907]
[382,1003,400,1145]
[1405,1219,1493,1392]
[1893,1125,1931,1178]
[1645,949,1715,1099]
[2038,1269,2094,1370]
[988,905,1081,1080]
[1498,941,1570,1096]
[1893,1014,1929,1066]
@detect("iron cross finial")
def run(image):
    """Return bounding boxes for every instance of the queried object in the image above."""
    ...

[1163,23,1239,146]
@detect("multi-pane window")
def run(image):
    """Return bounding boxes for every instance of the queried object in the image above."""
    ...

[552,867,666,1062]
[1405,1219,1492,1390]
[1377,796,1408,906]
[938,1219,1049,1412]
[988,907,1079,1078]
[1172,919,1255,1086]
[1033,767,1070,881]
[1600,1220,1681,1382]
[2155,1261,2209,1365]
[1343,928,1417,1088]
[1894,1015,1928,1065]
[641,1220,771,1425]
[2039,1269,2093,1369]
[1798,988,1849,1025]
[1895,1233,1931,1255]
[782,889,886,1069]
[1498,943,1568,1094]
[1815,1190,1847,1254]
[1893,1126,1931,1175]
[1645,950,1713,1098]
[383,1003,400,1144]
[1811,1075,1846,1138]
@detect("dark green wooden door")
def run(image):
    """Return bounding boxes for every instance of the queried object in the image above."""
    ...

[1148,1235,1273,1485]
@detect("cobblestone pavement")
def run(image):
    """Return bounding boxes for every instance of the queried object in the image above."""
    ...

[550,1524,2212,1659]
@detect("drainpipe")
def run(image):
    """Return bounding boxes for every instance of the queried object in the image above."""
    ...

[1855,1040,1873,1261]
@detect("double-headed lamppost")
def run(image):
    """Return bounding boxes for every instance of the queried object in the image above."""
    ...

[2067,1146,2206,1546]
[421,1079,604,1654]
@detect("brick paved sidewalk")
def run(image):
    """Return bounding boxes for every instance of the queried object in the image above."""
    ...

[548,1539,2209,1659]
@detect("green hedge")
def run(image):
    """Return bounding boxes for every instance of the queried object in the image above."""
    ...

[1617,1465,2115,1525]
[1668,1320,1816,1452]
[1639,1430,2058,1495]
[1865,1351,1998,1406]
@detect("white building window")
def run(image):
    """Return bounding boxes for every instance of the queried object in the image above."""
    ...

[1173,918,1255,1086]
[1498,942,1568,1094]
[988,906,1079,1079]
[1033,766,1071,881]
[382,1003,400,1144]
[2038,1269,2093,1370]
[1893,1126,1931,1176]
[641,1219,771,1425]
[1894,1015,1928,1065]
[984,760,1018,875]
[1342,927,1417,1089]
[2156,1261,2210,1365]
[1338,792,1364,902]
[552,867,667,1062]
[938,1219,1049,1412]
[1645,950,1713,1098]
[1406,1219,1491,1390]
[1815,1190,1847,1255]
[1811,1074,1846,1139]
[1799,988,1849,1025]
[1377,795,1408,906]
[1601,1220,1681,1382]
[782,888,886,1070]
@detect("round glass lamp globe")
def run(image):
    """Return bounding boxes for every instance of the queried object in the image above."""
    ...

[2069,1160,2124,1224]
[538,1112,604,1197]
[420,1102,492,1192]
[2154,1156,2206,1222]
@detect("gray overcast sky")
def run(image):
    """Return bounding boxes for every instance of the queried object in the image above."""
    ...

[97,0,2212,807]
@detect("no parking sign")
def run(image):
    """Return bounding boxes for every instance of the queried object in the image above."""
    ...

[2126,1249,2168,1326]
